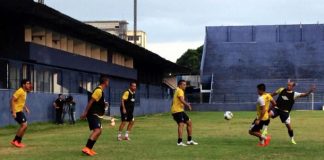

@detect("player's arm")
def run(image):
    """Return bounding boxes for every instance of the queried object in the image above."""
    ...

[256,105,266,125]
[80,98,96,119]
[121,91,129,114]
[179,96,192,111]
[298,85,316,98]
[53,101,59,109]
[271,87,284,97]
[121,99,127,114]
[270,98,277,109]
[24,105,30,114]
[10,96,18,118]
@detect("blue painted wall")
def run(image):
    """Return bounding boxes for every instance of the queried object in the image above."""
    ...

[201,24,324,109]
[0,88,172,127]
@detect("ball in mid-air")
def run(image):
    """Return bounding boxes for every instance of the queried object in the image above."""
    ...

[224,111,233,120]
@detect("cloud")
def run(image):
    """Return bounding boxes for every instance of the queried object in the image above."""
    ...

[147,41,203,62]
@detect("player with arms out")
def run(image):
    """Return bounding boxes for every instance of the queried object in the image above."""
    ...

[249,83,276,147]
[10,79,32,148]
[171,80,198,146]
[80,75,109,156]
[270,81,315,144]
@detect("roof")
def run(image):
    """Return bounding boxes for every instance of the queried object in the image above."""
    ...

[0,0,190,74]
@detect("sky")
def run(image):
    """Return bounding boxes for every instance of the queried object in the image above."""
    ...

[44,0,324,62]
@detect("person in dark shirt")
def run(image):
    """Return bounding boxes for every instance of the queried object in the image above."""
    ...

[66,95,76,124]
[117,82,137,141]
[80,75,109,156]
[53,94,64,124]
[270,82,315,144]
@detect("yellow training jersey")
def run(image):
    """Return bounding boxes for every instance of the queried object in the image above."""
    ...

[171,87,185,113]
[12,87,27,113]
[256,93,273,121]
[92,86,103,102]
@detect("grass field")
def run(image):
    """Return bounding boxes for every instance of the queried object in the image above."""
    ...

[0,111,324,160]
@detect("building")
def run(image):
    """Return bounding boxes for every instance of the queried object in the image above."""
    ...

[85,21,147,48]
[200,24,324,110]
[127,30,147,48]
[0,0,189,126]
[85,21,128,40]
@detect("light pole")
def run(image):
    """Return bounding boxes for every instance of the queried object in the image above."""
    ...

[134,0,137,45]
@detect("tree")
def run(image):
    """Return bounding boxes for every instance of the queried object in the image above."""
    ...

[176,45,203,74]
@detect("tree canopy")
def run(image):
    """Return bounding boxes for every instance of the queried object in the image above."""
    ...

[176,45,203,74]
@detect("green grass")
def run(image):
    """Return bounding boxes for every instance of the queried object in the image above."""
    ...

[1,111,324,160]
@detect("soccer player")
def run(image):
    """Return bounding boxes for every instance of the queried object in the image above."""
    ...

[80,75,109,156]
[117,82,137,141]
[270,82,315,144]
[10,79,32,148]
[171,80,198,146]
[249,83,276,147]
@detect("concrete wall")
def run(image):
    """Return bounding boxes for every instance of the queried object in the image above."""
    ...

[201,24,324,108]
[0,89,171,127]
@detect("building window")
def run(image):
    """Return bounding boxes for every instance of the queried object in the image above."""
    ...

[9,64,20,89]
[0,60,8,89]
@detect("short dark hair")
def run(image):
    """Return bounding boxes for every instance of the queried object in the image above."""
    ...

[257,83,266,91]
[130,81,137,86]
[21,79,30,87]
[99,75,109,84]
[58,94,62,97]
[178,80,186,86]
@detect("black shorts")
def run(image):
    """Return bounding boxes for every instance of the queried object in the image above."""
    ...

[172,112,190,124]
[120,107,134,122]
[87,114,102,130]
[250,119,270,132]
[270,108,290,124]
[15,112,27,124]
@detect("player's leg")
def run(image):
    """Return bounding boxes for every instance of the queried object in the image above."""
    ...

[249,119,269,146]
[177,122,186,146]
[11,112,27,148]
[125,119,134,140]
[283,114,296,144]
[184,113,198,145]
[261,119,270,136]
[172,112,187,146]
[118,109,128,141]
[82,115,102,156]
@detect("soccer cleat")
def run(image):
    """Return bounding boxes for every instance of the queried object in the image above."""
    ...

[264,135,271,146]
[117,136,123,141]
[124,136,131,141]
[82,147,95,156]
[187,140,198,145]
[257,142,266,147]
[10,141,25,148]
[18,142,26,148]
[177,142,187,147]
[291,138,297,145]
[90,149,97,155]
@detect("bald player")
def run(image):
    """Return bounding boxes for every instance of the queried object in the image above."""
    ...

[270,82,315,144]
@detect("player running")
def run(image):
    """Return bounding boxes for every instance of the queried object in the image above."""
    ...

[171,80,198,146]
[10,79,32,148]
[270,81,315,144]
[80,75,109,156]
[249,83,276,147]
[117,82,137,141]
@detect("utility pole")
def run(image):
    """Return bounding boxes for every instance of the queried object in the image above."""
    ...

[134,0,137,45]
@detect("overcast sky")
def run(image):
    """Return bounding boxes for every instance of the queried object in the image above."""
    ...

[45,0,324,62]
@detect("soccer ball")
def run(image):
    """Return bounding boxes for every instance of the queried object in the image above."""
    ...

[224,111,233,120]
[110,118,115,126]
